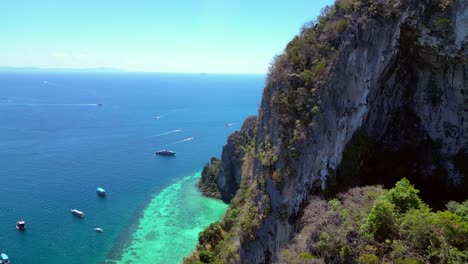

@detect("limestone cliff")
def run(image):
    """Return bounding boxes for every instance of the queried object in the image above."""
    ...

[243,1,467,262]
[217,116,257,202]
[187,0,467,263]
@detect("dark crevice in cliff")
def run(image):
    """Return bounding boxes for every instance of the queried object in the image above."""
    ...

[334,127,468,210]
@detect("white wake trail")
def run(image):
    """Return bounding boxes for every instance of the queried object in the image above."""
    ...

[175,137,194,143]
[163,137,194,146]
[148,129,182,138]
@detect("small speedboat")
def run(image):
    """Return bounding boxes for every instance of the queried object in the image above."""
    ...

[156,149,176,156]
[94,227,104,233]
[16,220,26,231]
[71,209,85,218]
[225,123,233,127]
[96,187,106,197]
[0,253,10,264]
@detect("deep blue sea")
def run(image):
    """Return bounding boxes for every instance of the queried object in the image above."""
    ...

[0,72,263,264]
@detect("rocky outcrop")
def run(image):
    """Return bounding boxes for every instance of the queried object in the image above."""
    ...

[217,116,257,202]
[198,157,222,199]
[239,0,468,262]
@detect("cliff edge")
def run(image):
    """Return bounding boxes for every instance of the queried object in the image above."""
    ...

[189,0,467,263]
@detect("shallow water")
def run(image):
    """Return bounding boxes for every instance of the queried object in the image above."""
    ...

[114,173,227,264]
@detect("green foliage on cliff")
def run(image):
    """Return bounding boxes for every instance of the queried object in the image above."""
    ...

[260,0,457,183]
[185,138,268,264]
[198,157,222,199]
[436,17,451,26]
[199,222,224,248]
[265,0,412,158]
[383,178,423,213]
[278,179,468,264]
[185,182,262,263]
[446,200,468,221]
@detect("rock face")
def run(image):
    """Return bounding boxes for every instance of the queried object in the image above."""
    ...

[188,0,467,263]
[217,116,257,202]
[198,157,222,199]
[232,0,467,262]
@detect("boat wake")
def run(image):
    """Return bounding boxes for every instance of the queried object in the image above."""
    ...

[176,137,194,143]
[163,137,194,146]
[148,129,182,138]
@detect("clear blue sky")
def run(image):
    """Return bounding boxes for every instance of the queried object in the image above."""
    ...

[1,0,334,73]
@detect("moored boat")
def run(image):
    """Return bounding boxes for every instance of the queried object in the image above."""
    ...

[0,253,10,264]
[94,227,104,233]
[16,220,26,231]
[71,209,85,218]
[156,149,176,156]
[96,187,106,197]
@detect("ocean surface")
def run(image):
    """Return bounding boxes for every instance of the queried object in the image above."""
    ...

[0,72,263,264]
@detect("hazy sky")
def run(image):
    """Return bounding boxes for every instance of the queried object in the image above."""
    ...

[1,0,333,73]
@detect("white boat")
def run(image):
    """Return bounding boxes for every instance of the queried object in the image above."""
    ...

[94,227,104,233]
[96,187,106,196]
[16,220,26,231]
[0,253,10,264]
[156,149,176,156]
[71,209,85,218]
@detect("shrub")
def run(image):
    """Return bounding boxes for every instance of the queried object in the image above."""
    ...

[384,178,422,214]
[433,211,468,251]
[240,204,260,240]
[300,252,316,259]
[362,198,396,241]
[199,250,213,263]
[436,18,451,26]
[359,254,379,264]
[446,200,468,221]
[335,19,349,33]
[198,222,224,247]
[257,143,278,168]
[340,244,351,259]
[401,208,468,262]
[394,257,420,264]
[400,207,436,252]
[317,231,343,260]
[335,0,356,14]
[222,209,239,231]
[272,170,282,185]
[439,0,454,11]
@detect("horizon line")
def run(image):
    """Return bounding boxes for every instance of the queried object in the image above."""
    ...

[0,66,266,75]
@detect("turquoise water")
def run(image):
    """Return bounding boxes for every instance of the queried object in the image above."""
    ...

[0,72,262,263]
[115,173,227,264]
